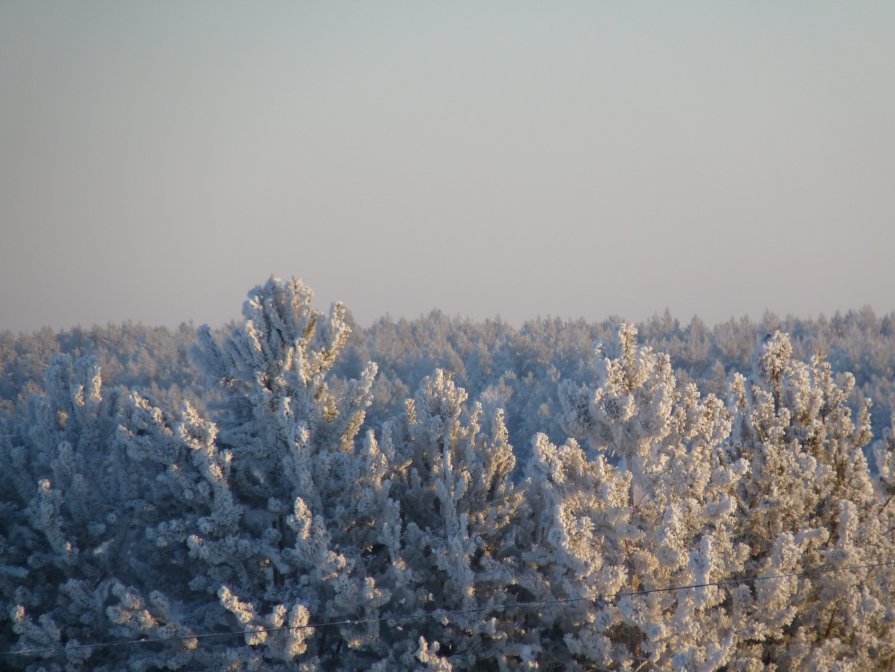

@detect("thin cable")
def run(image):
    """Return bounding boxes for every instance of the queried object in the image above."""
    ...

[5,558,894,658]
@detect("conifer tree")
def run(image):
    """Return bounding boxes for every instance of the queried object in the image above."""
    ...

[0,356,166,670]
[382,370,529,669]
[133,276,387,669]
[723,332,895,670]
[531,324,746,670]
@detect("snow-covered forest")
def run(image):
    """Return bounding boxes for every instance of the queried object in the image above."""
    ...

[2,277,894,670]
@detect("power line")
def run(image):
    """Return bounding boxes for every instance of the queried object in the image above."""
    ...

[5,558,894,658]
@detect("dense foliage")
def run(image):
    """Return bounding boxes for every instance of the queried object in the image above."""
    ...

[2,277,894,670]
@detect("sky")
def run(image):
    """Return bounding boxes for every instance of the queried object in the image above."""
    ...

[1,2,893,332]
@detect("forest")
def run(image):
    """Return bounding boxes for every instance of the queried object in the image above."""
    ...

[2,276,894,670]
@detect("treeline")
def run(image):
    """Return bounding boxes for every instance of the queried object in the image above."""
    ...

[3,302,894,454]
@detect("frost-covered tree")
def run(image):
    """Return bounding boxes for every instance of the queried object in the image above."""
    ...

[119,276,392,670]
[523,326,895,670]
[0,355,172,671]
[723,332,895,670]
[378,370,531,670]
[523,324,747,670]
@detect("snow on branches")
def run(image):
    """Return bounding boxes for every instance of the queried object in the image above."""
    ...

[2,282,894,671]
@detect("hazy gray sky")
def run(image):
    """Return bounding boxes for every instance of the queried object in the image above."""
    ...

[2,2,893,332]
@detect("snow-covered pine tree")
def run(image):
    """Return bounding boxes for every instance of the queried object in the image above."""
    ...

[724,332,895,670]
[526,324,748,670]
[125,276,392,669]
[0,355,171,671]
[380,369,530,669]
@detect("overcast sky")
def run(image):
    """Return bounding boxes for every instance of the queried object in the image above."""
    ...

[1,2,893,332]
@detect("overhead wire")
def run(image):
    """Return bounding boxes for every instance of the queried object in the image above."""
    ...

[5,558,894,658]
